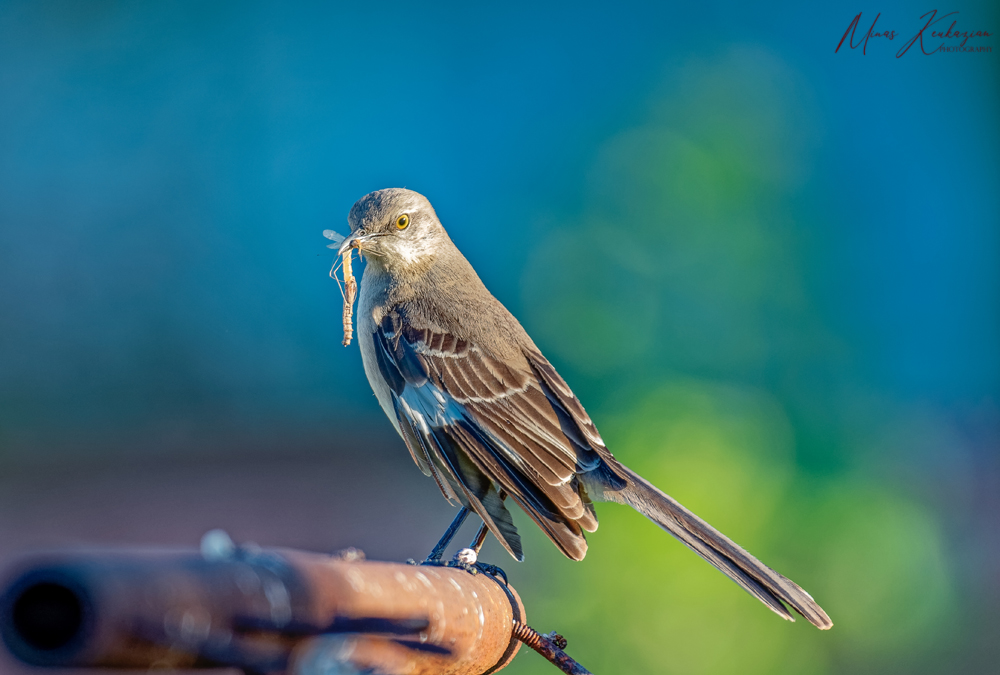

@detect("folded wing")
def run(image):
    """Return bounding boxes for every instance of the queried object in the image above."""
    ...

[372,307,607,560]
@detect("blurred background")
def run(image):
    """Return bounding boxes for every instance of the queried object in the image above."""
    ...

[1,1,997,673]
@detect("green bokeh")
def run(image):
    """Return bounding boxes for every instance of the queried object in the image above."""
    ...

[511,46,969,675]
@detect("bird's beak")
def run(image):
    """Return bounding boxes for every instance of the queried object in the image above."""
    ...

[337,231,369,256]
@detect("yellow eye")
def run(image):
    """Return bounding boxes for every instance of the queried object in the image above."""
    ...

[395,214,409,230]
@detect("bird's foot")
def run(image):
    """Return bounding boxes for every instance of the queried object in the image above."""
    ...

[433,548,507,583]
[474,562,508,585]
[445,547,480,574]
[417,556,448,567]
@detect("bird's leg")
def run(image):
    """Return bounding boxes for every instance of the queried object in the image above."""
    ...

[468,522,490,555]
[457,491,510,583]
[423,506,470,564]
[462,489,505,558]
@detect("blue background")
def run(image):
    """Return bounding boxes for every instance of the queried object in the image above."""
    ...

[1,2,997,673]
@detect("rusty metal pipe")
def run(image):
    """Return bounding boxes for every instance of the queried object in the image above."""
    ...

[0,547,524,674]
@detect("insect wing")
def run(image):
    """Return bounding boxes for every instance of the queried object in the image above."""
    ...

[323,229,346,248]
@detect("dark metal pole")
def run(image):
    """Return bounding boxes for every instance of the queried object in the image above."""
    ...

[1,546,526,675]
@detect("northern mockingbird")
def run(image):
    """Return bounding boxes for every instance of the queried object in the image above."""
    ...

[331,188,831,630]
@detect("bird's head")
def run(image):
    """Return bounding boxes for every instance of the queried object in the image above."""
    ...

[339,188,448,272]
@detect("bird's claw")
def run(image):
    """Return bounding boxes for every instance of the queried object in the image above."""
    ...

[416,548,505,583]
[474,562,508,585]
[449,560,479,575]
[440,561,505,580]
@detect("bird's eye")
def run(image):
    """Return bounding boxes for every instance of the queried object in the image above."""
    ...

[395,214,409,230]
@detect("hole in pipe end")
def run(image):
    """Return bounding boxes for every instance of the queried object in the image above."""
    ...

[1,570,92,666]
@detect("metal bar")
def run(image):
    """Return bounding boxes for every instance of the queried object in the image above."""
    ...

[0,546,525,675]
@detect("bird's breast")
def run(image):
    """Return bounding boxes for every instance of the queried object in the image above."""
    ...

[356,268,402,436]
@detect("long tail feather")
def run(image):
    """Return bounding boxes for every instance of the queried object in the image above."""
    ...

[594,463,832,629]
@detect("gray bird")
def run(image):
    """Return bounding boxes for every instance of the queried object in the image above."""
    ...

[333,187,832,630]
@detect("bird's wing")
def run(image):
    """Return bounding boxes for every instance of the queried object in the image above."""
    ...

[372,306,603,560]
[522,347,631,490]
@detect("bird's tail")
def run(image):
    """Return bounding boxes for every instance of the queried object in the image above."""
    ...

[595,462,832,629]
